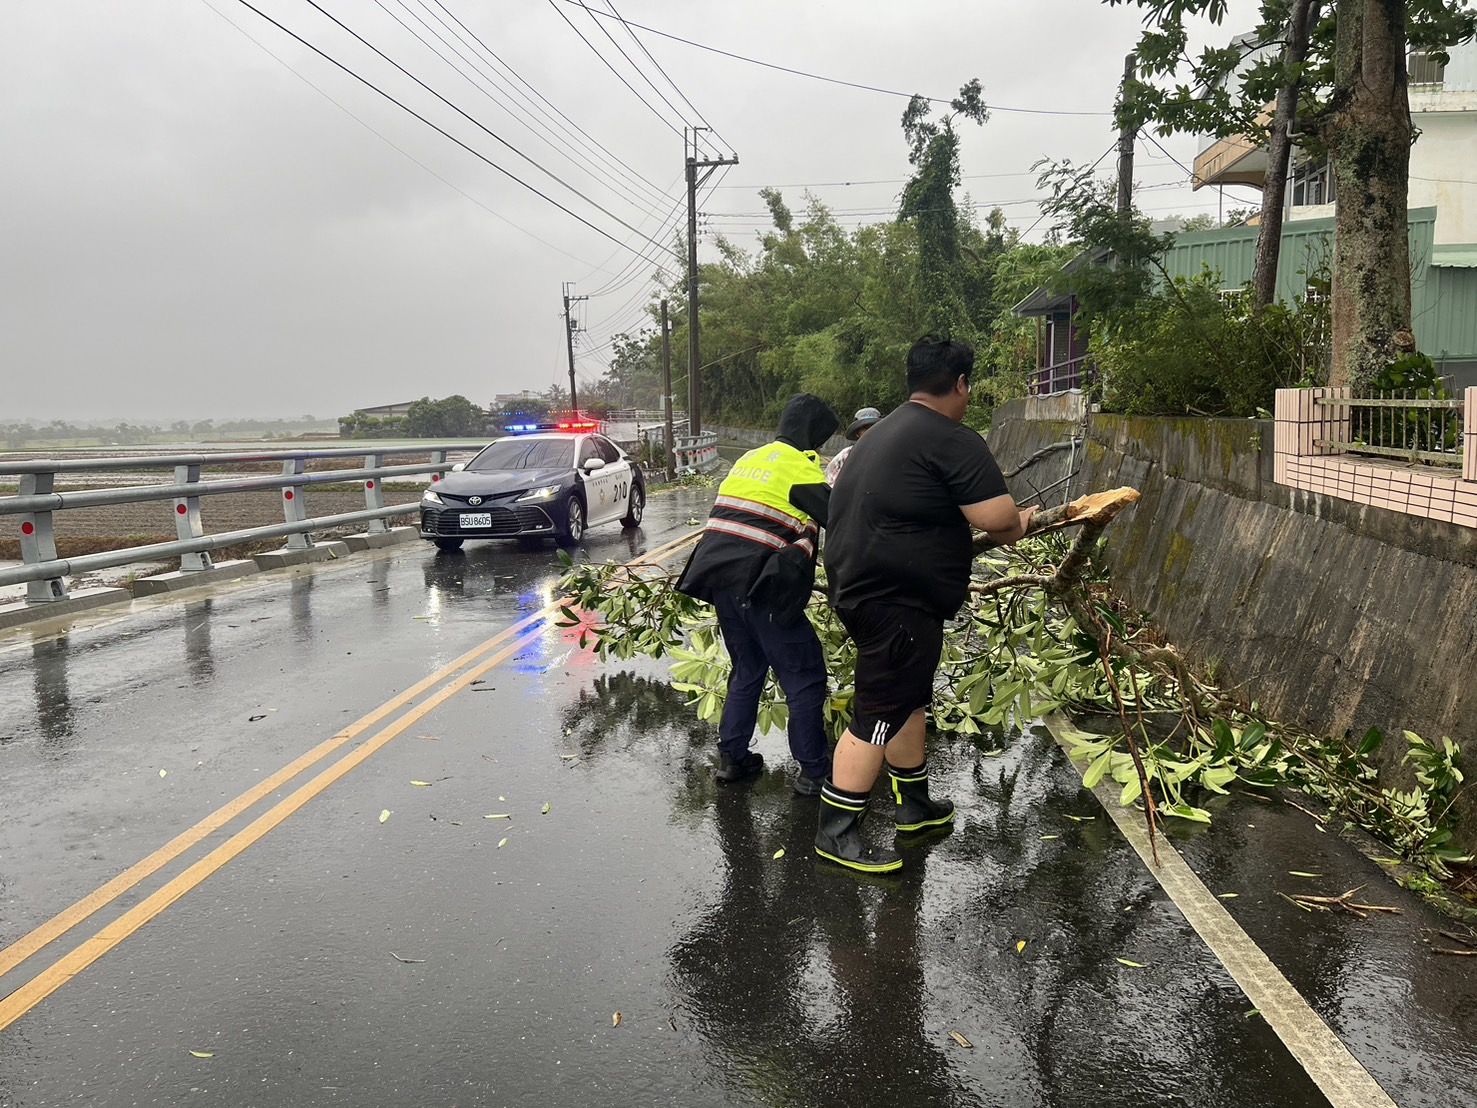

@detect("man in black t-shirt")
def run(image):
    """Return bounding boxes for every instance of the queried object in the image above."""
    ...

[816,337,1036,873]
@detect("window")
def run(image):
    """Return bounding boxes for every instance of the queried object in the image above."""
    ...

[1408,50,1446,86]
[1291,159,1334,207]
[592,435,622,463]
[577,438,602,467]
[469,438,574,471]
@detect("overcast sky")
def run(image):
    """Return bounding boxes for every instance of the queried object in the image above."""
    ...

[1,0,1261,422]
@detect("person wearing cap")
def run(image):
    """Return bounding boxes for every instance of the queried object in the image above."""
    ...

[675,394,841,795]
[825,407,881,486]
[816,337,1037,873]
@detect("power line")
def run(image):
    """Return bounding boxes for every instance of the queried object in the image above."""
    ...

[195,0,622,276]
[599,0,731,154]
[575,0,723,158]
[229,0,679,269]
[400,0,675,214]
[552,0,1111,116]
[426,0,672,204]
[376,0,673,223]
[544,0,685,141]
[290,0,682,265]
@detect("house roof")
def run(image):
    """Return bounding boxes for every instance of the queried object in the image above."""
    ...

[1433,243,1477,268]
[1011,246,1111,317]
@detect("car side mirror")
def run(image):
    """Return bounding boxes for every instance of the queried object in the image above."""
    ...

[451,462,466,472]
[581,457,606,473]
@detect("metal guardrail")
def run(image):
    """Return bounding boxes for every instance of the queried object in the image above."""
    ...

[1315,391,1465,467]
[0,444,479,604]
[672,432,720,474]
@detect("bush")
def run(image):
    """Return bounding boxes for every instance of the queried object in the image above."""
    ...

[1092,269,1330,417]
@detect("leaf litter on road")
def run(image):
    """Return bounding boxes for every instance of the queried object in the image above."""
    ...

[498,837,509,849]
[948,1031,973,1049]
[379,809,392,824]
[189,1051,214,1059]
[1116,958,1147,968]
[389,952,426,964]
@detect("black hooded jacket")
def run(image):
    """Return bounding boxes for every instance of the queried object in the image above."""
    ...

[675,394,839,610]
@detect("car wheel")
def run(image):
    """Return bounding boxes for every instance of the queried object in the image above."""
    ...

[557,496,585,547]
[433,537,464,552]
[621,483,645,529]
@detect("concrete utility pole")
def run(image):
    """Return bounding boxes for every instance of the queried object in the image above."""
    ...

[685,128,738,437]
[660,299,674,480]
[562,283,587,413]
[1116,53,1138,219]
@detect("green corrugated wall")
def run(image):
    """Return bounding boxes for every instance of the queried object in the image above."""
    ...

[1161,207,1477,359]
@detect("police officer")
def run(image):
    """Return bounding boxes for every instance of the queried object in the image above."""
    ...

[676,394,839,795]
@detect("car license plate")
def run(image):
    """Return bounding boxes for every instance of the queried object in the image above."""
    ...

[459,512,492,529]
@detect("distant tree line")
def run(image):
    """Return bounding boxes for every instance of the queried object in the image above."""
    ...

[2,415,334,449]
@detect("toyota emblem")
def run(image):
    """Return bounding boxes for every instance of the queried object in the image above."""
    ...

[468,496,483,505]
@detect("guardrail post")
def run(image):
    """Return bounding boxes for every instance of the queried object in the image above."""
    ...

[173,464,212,571]
[281,458,311,550]
[18,471,67,602]
[429,449,448,485]
[362,453,388,533]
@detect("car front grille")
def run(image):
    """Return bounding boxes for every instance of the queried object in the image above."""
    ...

[420,505,553,536]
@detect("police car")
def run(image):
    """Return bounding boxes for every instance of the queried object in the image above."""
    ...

[419,420,645,551]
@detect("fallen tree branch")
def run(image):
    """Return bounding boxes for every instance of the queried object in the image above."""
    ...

[1003,438,1081,479]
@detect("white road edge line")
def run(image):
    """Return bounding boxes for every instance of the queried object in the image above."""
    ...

[1043,711,1400,1108]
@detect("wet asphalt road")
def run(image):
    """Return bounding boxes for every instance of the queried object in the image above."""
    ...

[0,488,1472,1107]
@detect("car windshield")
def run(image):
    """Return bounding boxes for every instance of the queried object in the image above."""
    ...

[468,438,574,472]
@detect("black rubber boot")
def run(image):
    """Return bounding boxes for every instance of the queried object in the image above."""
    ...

[814,781,902,873]
[888,761,955,833]
[715,751,764,783]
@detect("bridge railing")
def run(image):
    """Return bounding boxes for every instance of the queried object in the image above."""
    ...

[0,444,482,604]
[672,432,720,474]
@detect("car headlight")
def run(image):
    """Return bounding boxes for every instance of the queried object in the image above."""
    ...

[421,490,443,504]
[516,484,562,502]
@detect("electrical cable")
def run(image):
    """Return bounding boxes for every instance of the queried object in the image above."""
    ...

[195,0,623,276]
[544,0,685,141]
[283,0,681,266]
[427,0,672,203]
[575,0,722,158]
[378,0,673,223]
[599,0,731,155]
[552,0,1111,116]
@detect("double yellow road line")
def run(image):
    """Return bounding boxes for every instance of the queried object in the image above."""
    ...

[0,529,697,1031]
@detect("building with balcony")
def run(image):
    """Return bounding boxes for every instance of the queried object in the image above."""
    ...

[1193,40,1477,246]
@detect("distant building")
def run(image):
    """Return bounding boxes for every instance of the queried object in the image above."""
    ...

[351,401,419,420]
[491,390,544,409]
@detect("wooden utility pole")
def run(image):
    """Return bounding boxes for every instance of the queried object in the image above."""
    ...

[685,128,738,437]
[562,283,587,414]
[661,298,674,481]
[1116,53,1138,219]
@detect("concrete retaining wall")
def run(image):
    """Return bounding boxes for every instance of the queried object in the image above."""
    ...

[988,400,1477,845]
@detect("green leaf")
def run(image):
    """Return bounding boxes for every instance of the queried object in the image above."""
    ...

[1115,958,1146,968]
[189,1051,214,1059]
[1083,750,1113,789]
[378,809,392,823]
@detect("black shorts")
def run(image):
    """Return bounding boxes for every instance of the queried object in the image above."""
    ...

[836,602,944,745]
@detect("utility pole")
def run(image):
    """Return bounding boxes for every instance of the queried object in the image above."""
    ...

[685,127,738,437]
[1116,53,1138,219]
[561,283,587,414]
[660,298,674,481]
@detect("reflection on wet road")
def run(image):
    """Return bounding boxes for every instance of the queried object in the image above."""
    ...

[0,487,1471,1106]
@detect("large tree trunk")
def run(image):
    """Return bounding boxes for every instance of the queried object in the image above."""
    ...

[1327,0,1417,388]
[1252,0,1322,310]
